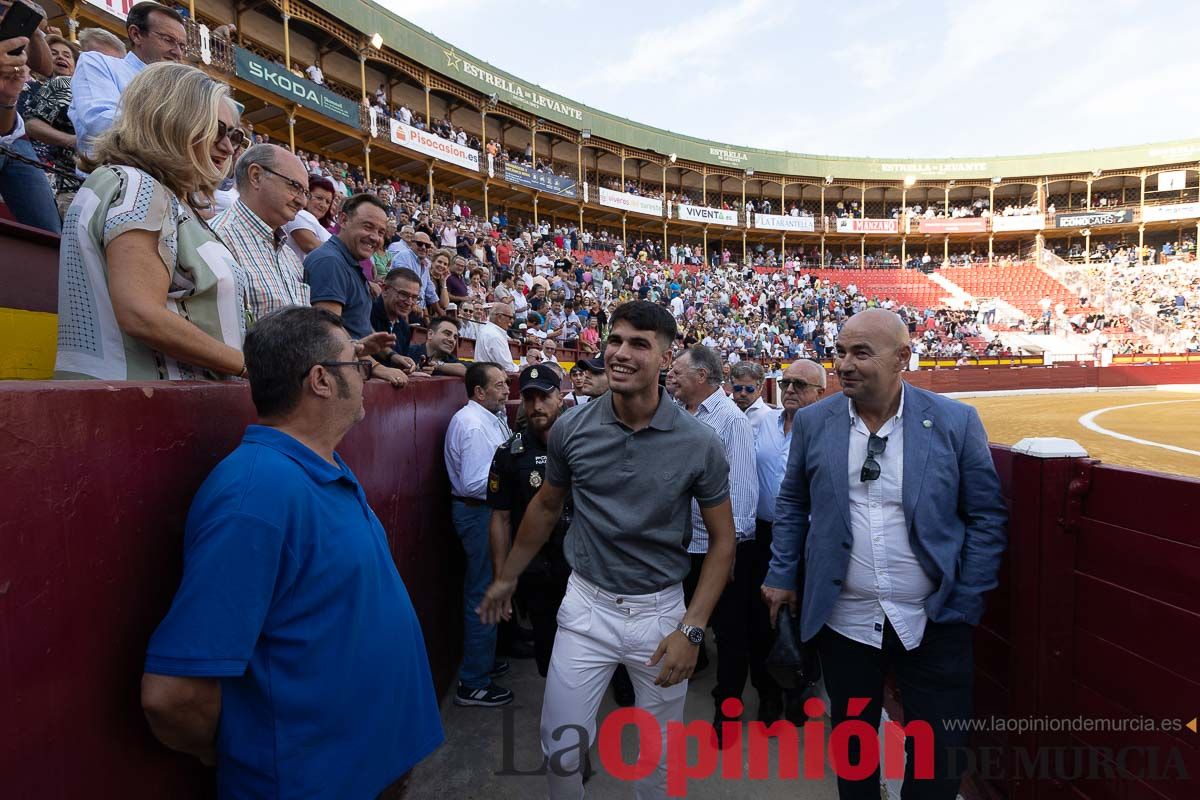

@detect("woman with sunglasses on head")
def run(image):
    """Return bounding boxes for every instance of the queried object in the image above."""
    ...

[55,63,249,381]
[283,174,336,260]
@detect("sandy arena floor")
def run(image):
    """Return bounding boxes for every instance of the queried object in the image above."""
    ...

[961,389,1200,479]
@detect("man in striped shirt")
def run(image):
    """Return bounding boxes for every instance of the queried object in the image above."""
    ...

[213,144,311,323]
[668,344,762,742]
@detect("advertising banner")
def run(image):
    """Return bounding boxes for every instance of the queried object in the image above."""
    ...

[83,0,132,19]
[1054,209,1134,228]
[677,204,739,226]
[1141,203,1200,222]
[598,187,663,217]
[389,119,480,172]
[835,218,898,234]
[917,217,988,234]
[1157,170,1187,192]
[234,47,358,128]
[753,213,816,233]
[503,162,576,197]
[990,214,1046,232]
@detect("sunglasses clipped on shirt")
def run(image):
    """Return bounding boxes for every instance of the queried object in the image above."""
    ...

[860,433,888,483]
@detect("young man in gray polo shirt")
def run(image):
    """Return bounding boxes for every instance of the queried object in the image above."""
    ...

[479,301,736,800]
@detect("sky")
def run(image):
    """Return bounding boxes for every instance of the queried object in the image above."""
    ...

[378,0,1200,159]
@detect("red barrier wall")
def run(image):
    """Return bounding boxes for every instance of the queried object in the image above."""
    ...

[0,379,467,799]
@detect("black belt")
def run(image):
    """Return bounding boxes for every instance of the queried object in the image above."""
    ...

[452,495,485,507]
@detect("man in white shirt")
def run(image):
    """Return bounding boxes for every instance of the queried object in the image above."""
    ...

[473,304,518,373]
[729,362,770,426]
[305,63,324,84]
[444,362,516,707]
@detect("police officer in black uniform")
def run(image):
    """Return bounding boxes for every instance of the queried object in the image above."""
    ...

[487,364,573,677]
[486,364,636,705]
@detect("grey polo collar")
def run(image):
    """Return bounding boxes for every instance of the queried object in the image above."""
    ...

[597,387,677,432]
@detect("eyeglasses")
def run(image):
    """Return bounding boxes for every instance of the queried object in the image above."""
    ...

[731,383,760,394]
[779,379,820,391]
[385,285,420,302]
[303,360,374,380]
[860,433,888,483]
[145,28,187,51]
[257,164,310,199]
[215,120,247,150]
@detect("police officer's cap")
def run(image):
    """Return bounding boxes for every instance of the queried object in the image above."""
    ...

[519,364,560,395]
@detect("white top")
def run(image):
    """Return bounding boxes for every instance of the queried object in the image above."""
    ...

[753,407,791,522]
[444,400,512,500]
[283,209,331,261]
[688,389,759,552]
[473,321,518,372]
[827,385,934,651]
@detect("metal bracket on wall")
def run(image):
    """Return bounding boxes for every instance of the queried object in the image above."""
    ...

[1060,459,1095,534]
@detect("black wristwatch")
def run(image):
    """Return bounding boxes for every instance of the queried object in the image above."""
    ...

[676,623,705,645]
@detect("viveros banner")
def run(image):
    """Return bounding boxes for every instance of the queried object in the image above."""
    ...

[990,214,1045,232]
[234,47,358,128]
[1141,203,1200,222]
[598,187,663,217]
[677,204,738,226]
[754,213,816,233]
[1054,209,1134,228]
[835,218,898,234]
[917,217,988,234]
[503,162,576,197]
[389,119,479,172]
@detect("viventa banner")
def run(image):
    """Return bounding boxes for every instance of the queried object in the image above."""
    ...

[389,119,480,172]
[835,218,898,234]
[990,215,1046,232]
[234,47,358,128]
[1054,209,1134,228]
[598,187,664,217]
[677,204,738,226]
[754,213,816,232]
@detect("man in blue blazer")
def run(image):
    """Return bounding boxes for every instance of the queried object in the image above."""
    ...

[763,309,1007,800]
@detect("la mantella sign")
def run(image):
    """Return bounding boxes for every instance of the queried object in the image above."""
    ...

[444,49,583,122]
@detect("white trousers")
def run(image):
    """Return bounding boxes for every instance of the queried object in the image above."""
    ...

[540,572,688,800]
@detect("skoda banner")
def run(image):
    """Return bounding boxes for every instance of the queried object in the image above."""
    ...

[504,162,577,198]
[598,187,663,217]
[754,213,816,233]
[1054,209,1135,228]
[389,119,480,172]
[677,204,739,227]
[234,47,358,128]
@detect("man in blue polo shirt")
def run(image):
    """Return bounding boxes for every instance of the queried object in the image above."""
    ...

[306,192,409,386]
[141,306,443,799]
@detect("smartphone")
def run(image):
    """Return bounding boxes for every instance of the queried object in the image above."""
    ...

[0,0,46,56]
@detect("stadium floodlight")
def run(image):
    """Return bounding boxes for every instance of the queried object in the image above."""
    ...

[1081,228,1091,237]
[947,180,956,187]
[669,153,677,163]
[746,169,754,176]
[581,129,591,139]
[370,32,383,49]
[903,175,916,187]
[991,176,1002,184]
[1092,168,1103,177]
[825,175,834,185]
[488,92,498,104]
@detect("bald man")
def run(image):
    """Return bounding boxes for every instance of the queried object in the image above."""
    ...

[763,309,1007,800]
[473,303,518,373]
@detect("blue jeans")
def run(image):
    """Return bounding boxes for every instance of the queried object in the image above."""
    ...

[452,500,496,689]
[0,137,62,233]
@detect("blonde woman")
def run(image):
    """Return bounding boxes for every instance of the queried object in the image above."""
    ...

[55,63,248,381]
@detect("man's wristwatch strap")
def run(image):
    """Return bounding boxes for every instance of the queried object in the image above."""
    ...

[676,623,705,645]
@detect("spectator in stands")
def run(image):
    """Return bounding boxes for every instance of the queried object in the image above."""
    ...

[0,25,60,232]
[141,306,444,796]
[70,2,185,163]
[473,303,518,373]
[305,61,323,85]
[77,27,127,59]
[22,34,78,211]
[213,144,310,323]
[283,174,335,259]
[305,193,410,388]
[764,309,1007,800]
[444,361,515,707]
[370,267,420,372]
[55,63,246,381]
[412,315,467,377]
[729,361,769,423]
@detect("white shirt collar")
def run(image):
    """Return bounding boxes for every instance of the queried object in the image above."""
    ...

[848,382,906,425]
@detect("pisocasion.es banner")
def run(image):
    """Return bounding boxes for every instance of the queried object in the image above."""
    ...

[754,213,816,233]
[388,119,480,172]
[598,187,664,217]
[677,204,739,227]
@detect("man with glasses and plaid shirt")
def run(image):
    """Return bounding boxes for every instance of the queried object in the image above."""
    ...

[763,309,1007,800]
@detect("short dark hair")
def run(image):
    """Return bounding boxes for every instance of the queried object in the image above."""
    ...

[607,300,677,348]
[384,267,421,286]
[244,306,345,418]
[127,2,183,34]
[465,361,504,399]
[342,192,388,219]
[428,315,460,332]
